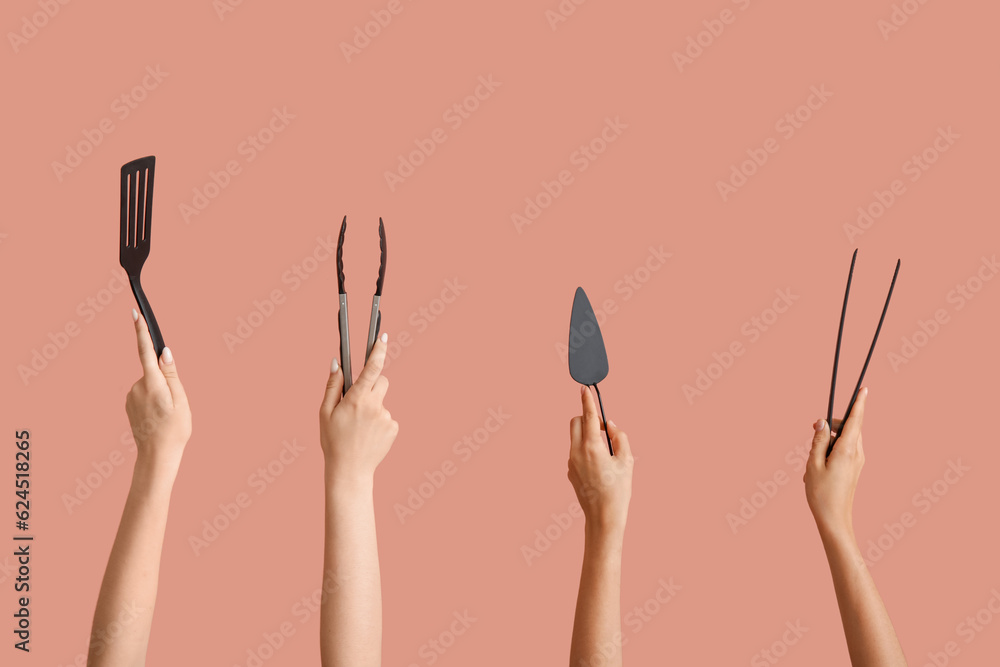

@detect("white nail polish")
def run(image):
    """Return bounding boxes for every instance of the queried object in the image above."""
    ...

[161,347,174,364]
[132,308,139,322]
[380,332,387,343]
[331,358,339,373]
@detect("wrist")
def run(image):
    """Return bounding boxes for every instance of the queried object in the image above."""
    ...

[324,464,375,496]
[816,520,858,551]
[584,516,626,546]
[132,452,181,493]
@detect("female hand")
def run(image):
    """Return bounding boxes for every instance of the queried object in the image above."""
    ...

[568,385,634,536]
[320,334,399,484]
[804,386,868,538]
[125,309,191,471]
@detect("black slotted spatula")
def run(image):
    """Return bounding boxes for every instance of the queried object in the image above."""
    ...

[568,287,614,455]
[119,156,165,357]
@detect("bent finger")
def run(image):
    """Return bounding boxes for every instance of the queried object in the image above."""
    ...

[354,334,388,393]
[320,358,345,415]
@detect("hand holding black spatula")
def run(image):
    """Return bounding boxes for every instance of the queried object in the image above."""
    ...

[568,287,614,455]
[119,156,165,358]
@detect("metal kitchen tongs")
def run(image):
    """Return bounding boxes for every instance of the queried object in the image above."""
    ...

[337,216,386,395]
[826,249,900,457]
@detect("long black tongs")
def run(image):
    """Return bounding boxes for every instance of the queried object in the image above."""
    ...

[826,249,900,456]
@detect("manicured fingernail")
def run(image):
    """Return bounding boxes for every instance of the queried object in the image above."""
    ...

[380,332,388,343]
[161,347,174,365]
[814,419,826,431]
[581,385,587,396]
[131,308,139,322]
[861,387,869,398]
[331,358,339,373]
[608,420,616,428]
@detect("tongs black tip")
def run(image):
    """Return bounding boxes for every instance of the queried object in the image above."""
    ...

[337,216,347,294]
[375,218,386,297]
[825,251,900,457]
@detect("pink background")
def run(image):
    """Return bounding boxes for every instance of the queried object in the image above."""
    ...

[2,1,998,665]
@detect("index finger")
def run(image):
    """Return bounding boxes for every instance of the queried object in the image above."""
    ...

[133,309,161,378]
[353,333,388,393]
[580,385,602,449]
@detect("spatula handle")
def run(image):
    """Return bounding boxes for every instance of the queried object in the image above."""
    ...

[593,383,614,456]
[129,276,165,358]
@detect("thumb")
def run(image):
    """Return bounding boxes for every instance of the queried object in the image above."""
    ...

[158,347,188,406]
[321,358,345,416]
[807,418,830,469]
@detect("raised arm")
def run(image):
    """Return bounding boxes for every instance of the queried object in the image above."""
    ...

[804,388,908,667]
[568,385,634,667]
[88,310,191,666]
[318,335,398,667]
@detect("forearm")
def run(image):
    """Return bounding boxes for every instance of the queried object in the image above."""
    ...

[570,523,625,667]
[320,471,382,667]
[88,457,178,666]
[820,527,907,667]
